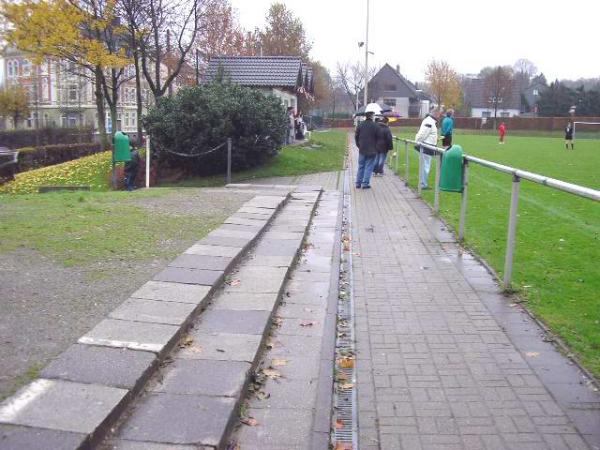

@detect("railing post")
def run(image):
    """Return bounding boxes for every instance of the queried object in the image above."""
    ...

[395,140,399,174]
[226,138,232,185]
[404,141,409,186]
[145,136,150,189]
[434,152,442,214]
[503,174,521,289]
[458,159,469,241]
[417,146,423,196]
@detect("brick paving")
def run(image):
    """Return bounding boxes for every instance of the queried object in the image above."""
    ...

[349,142,599,450]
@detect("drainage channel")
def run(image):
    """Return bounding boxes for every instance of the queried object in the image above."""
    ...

[331,168,358,450]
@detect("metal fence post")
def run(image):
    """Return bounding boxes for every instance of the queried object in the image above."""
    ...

[226,138,232,185]
[458,159,469,241]
[417,146,423,196]
[404,141,409,186]
[503,174,521,289]
[145,136,150,188]
[395,140,399,173]
[434,152,442,213]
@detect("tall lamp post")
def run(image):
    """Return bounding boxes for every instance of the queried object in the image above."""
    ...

[363,0,370,107]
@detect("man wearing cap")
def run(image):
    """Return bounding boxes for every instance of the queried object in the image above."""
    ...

[354,111,379,189]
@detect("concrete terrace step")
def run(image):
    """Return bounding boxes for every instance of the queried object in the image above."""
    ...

[99,187,323,449]
[0,191,292,450]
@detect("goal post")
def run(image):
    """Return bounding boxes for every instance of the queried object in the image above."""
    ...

[573,121,600,140]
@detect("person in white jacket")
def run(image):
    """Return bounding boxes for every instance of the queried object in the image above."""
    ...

[414,109,440,189]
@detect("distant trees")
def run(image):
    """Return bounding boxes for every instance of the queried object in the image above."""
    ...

[537,81,600,116]
[424,60,462,110]
[483,66,515,124]
[0,85,30,129]
[335,62,376,110]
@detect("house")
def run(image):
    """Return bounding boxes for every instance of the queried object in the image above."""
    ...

[520,74,548,115]
[0,47,151,132]
[204,56,313,112]
[462,76,521,118]
[362,63,430,118]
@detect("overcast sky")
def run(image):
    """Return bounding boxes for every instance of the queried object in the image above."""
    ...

[230,0,600,83]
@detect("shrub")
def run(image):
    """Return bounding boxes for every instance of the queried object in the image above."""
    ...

[143,81,287,176]
[0,126,94,149]
[17,142,103,172]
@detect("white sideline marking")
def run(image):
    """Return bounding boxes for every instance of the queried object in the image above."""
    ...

[0,379,54,422]
[78,336,162,353]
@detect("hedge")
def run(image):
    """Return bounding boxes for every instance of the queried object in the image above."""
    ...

[0,126,94,149]
[17,142,104,172]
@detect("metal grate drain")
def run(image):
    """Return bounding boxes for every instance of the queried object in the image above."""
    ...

[332,169,358,450]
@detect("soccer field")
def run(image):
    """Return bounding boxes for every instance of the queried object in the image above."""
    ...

[390,130,600,378]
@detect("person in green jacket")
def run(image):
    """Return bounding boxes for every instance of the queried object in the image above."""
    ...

[441,109,454,148]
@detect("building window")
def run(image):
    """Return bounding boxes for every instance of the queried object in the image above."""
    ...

[125,112,130,127]
[533,89,539,96]
[384,84,397,91]
[481,111,491,118]
[7,60,16,77]
[131,111,136,127]
[69,115,77,127]
[22,59,31,76]
[383,98,397,107]
[500,112,510,118]
[68,84,78,101]
[41,79,49,101]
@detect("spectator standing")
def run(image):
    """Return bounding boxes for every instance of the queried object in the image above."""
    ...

[286,107,295,145]
[565,121,574,150]
[373,117,393,176]
[415,109,440,189]
[354,111,379,189]
[124,148,141,191]
[295,111,306,140]
[498,122,507,144]
[441,109,454,148]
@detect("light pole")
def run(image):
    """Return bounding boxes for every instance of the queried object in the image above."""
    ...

[363,0,370,108]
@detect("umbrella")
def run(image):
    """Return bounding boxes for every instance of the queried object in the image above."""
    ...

[354,102,392,117]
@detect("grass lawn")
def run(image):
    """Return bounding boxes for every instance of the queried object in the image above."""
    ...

[0,189,222,267]
[390,130,600,378]
[165,129,347,187]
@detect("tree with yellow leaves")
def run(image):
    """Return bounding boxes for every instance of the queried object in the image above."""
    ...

[425,60,462,111]
[0,85,31,129]
[1,0,130,147]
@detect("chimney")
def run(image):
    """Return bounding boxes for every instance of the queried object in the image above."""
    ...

[396,64,400,74]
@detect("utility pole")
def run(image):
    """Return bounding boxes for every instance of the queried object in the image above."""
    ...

[363,0,370,107]
[167,30,173,97]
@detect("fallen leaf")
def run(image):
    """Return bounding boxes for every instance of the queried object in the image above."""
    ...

[336,372,348,382]
[227,279,241,286]
[525,352,540,358]
[179,335,194,348]
[216,348,226,353]
[271,358,288,367]
[339,382,354,390]
[300,321,316,327]
[303,307,313,313]
[255,390,270,400]
[335,442,353,450]
[262,368,282,379]
[187,345,202,354]
[338,357,355,369]
[240,417,259,426]
[272,316,283,326]
[335,419,344,429]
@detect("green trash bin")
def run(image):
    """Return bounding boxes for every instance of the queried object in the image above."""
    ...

[113,131,131,162]
[439,144,464,192]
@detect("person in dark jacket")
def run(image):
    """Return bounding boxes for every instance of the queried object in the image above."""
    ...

[354,111,379,189]
[124,149,141,191]
[565,121,574,150]
[373,117,394,176]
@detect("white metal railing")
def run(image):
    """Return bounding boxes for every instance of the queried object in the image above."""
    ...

[391,137,600,290]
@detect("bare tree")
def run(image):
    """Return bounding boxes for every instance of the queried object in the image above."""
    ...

[483,66,515,126]
[336,61,375,110]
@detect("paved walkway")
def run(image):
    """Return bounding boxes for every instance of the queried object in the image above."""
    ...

[349,141,600,450]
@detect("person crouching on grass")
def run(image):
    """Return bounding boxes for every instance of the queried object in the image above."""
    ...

[565,121,574,150]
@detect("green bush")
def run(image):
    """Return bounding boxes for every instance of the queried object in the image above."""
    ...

[0,126,94,149]
[143,82,287,176]
[17,142,103,172]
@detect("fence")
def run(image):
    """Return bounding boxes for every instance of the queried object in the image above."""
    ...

[390,137,600,290]
[144,137,233,188]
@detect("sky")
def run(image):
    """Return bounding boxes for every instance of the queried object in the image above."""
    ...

[229,0,600,83]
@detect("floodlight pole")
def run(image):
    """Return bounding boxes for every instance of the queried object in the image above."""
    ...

[363,0,370,108]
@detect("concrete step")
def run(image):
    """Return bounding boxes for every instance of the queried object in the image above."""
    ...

[0,190,293,450]
[98,188,324,449]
